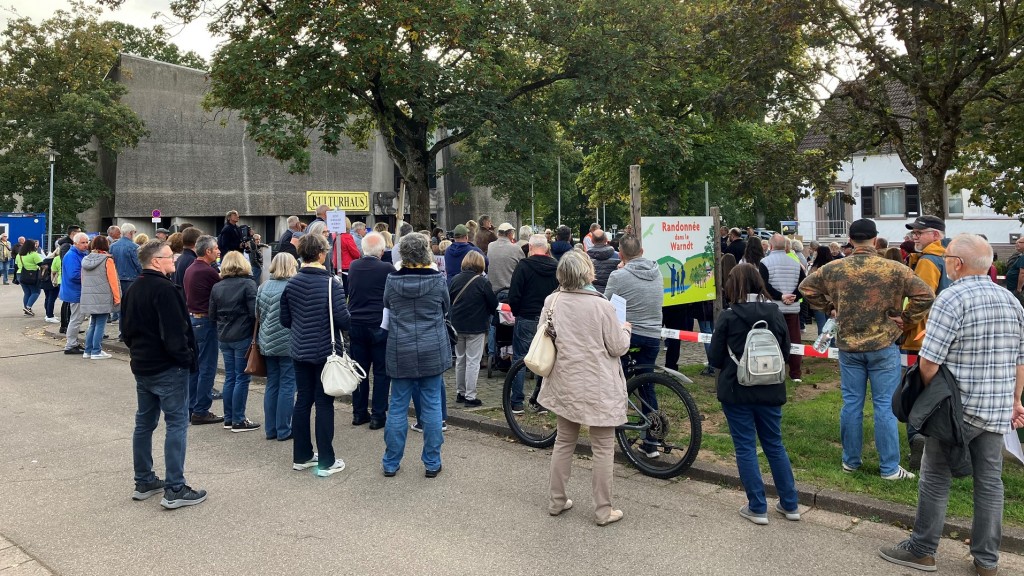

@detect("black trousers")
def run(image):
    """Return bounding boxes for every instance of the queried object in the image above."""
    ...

[59,301,71,333]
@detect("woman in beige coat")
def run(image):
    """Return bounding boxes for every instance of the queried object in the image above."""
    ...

[537,250,631,526]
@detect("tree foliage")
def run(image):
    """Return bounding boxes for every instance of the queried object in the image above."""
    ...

[819,0,1024,216]
[102,21,207,69]
[0,3,148,232]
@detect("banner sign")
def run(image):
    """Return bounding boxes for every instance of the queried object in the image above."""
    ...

[305,191,370,213]
[641,216,716,306]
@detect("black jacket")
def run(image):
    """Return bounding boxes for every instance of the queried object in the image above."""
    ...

[347,255,394,326]
[449,271,499,334]
[218,222,243,254]
[209,276,257,343]
[508,255,559,321]
[173,248,197,287]
[895,363,971,477]
[121,269,197,376]
[280,266,351,363]
[725,238,746,263]
[709,300,790,406]
[588,245,620,294]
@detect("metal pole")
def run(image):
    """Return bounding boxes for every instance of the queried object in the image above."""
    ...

[602,202,606,229]
[557,156,561,226]
[47,157,55,251]
[531,179,535,227]
[704,181,710,216]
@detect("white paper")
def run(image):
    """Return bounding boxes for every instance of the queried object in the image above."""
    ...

[1004,431,1024,465]
[610,294,627,324]
[326,209,346,234]
[380,308,390,330]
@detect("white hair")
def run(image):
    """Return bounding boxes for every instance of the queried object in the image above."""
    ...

[528,233,548,252]
[362,232,386,257]
[949,233,993,272]
[121,223,136,235]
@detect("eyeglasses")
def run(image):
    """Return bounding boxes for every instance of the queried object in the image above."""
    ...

[910,229,936,237]
[943,253,964,266]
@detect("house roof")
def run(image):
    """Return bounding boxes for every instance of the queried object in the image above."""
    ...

[798,80,915,155]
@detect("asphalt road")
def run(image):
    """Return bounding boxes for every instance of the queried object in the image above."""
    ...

[1,284,1022,576]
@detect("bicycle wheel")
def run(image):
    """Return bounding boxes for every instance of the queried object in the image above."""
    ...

[501,359,558,448]
[616,372,702,479]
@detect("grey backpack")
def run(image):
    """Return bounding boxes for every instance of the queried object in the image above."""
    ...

[728,319,785,386]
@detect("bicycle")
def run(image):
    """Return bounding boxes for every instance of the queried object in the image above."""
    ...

[501,350,703,479]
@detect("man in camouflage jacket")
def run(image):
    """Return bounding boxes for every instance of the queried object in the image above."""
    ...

[799,219,934,482]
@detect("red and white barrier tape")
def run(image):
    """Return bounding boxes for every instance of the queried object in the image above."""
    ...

[660,329,919,367]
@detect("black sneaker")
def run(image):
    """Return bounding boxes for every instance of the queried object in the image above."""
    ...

[455,393,466,403]
[464,398,483,407]
[63,345,85,355]
[232,419,261,433]
[531,402,549,415]
[511,403,524,414]
[160,485,208,509]
[132,478,165,501]
[425,464,443,478]
[211,388,223,400]
[190,412,224,425]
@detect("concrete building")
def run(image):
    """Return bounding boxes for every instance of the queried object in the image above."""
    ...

[94,54,512,242]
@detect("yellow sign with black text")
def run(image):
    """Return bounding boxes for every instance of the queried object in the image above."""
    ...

[305,191,370,213]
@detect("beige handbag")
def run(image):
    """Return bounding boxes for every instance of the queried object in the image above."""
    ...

[524,292,561,377]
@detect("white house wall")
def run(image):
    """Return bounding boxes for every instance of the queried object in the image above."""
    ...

[796,152,1023,245]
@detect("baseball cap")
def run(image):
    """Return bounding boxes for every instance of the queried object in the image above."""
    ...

[848,219,878,240]
[842,242,854,249]
[905,215,945,232]
[453,224,469,237]
[497,222,514,232]
[156,228,170,234]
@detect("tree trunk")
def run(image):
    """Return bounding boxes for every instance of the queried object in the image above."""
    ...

[916,169,946,216]
[755,209,765,229]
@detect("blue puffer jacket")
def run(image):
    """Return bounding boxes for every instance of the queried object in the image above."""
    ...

[384,267,451,378]
[280,266,350,363]
[256,278,292,357]
[59,246,86,303]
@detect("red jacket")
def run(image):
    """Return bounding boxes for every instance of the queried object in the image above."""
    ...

[338,233,361,271]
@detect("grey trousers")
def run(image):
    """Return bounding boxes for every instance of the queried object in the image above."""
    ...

[909,423,1004,569]
[548,416,616,522]
[454,333,486,400]
[64,303,84,350]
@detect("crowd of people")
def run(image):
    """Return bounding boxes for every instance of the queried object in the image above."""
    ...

[9,208,1024,561]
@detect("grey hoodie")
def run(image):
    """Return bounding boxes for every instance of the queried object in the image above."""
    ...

[604,257,663,339]
[80,252,115,315]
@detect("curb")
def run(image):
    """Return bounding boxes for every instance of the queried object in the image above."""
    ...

[43,325,1024,554]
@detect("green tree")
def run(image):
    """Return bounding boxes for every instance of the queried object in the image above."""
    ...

[0,3,148,232]
[819,0,1024,215]
[115,0,683,230]
[102,21,207,69]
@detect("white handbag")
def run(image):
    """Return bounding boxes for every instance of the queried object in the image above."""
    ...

[524,292,561,377]
[321,275,365,397]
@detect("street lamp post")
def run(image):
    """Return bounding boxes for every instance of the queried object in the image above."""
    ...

[45,150,59,251]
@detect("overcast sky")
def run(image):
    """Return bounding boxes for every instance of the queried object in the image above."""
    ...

[4,0,221,63]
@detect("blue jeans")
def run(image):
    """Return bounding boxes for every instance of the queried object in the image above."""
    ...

[132,366,190,491]
[188,316,219,416]
[721,402,799,514]
[838,345,902,476]
[384,375,445,473]
[0,259,10,283]
[349,323,390,422]
[623,334,661,449]
[412,376,448,423]
[21,282,40,309]
[264,355,295,439]
[908,424,1004,568]
[220,338,251,424]
[511,317,539,406]
[85,314,108,355]
[43,286,59,318]
[292,359,337,468]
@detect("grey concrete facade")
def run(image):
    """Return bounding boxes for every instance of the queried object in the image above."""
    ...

[94,54,515,240]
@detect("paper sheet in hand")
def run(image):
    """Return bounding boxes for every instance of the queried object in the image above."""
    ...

[610,294,627,324]
[1004,431,1024,465]
[380,308,390,330]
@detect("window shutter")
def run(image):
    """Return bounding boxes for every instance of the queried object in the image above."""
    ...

[905,184,920,217]
[860,186,874,218]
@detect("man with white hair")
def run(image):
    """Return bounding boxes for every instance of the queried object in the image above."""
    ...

[347,232,395,430]
[350,221,367,255]
[507,234,559,413]
[278,216,302,253]
[111,223,142,336]
[583,222,601,251]
[879,233,1024,576]
[60,233,90,354]
[759,234,806,382]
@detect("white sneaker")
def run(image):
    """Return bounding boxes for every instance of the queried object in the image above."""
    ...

[315,459,346,477]
[83,352,91,358]
[882,466,916,481]
[44,316,59,324]
[292,454,319,470]
[91,351,112,360]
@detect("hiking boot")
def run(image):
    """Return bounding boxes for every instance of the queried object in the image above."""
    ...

[775,501,801,521]
[739,505,768,526]
[232,419,260,433]
[878,540,936,571]
[160,485,208,509]
[190,412,224,425]
[131,478,165,501]
[974,559,998,576]
[315,459,346,477]
[909,435,926,471]
[882,466,916,481]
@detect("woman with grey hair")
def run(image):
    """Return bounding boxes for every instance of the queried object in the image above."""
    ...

[536,250,632,526]
[382,232,452,478]
[304,220,334,274]
[257,252,299,441]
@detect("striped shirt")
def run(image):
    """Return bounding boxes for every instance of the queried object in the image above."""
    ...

[919,275,1024,434]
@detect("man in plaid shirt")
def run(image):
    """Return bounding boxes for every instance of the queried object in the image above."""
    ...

[880,234,1024,576]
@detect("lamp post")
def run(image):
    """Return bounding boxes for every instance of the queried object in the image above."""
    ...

[45,150,59,251]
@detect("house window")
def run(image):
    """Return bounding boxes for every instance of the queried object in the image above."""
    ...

[947,188,964,217]
[877,185,905,216]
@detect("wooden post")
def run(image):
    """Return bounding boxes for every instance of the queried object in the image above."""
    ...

[395,180,407,232]
[711,206,723,318]
[629,165,641,245]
